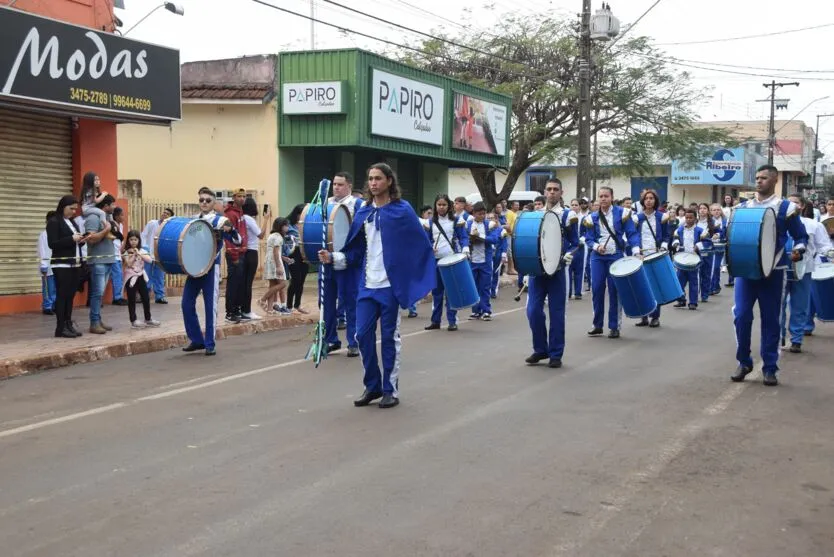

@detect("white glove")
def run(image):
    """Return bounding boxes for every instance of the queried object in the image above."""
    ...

[563,252,574,265]
[827,249,834,260]
[579,236,586,246]
[661,242,668,251]
[462,246,470,257]
[672,240,680,248]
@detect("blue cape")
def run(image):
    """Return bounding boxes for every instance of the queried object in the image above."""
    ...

[342,199,436,308]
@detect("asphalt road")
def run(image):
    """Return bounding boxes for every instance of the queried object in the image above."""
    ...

[1,292,833,557]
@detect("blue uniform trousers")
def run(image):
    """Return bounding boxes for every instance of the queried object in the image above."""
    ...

[430,266,457,326]
[781,274,811,345]
[584,250,592,290]
[323,267,357,349]
[471,261,493,315]
[109,261,124,301]
[806,297,817,333]
[568,245,586,297]
[41,275,56,311]
[182,264,220,350]
[143,253,166,301]
[590,253,623,331]
[491,252,503,296]
[699,254,712,301]
[527,269,567,359]
[733,270,785,375]
[355,287,401,396]
[710,252,723,294]
[676,269,699,306]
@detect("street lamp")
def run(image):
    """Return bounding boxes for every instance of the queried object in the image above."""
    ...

[578,2,619,200]
[124,2,185,36]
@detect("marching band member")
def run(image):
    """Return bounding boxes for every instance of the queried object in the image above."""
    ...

[513,197,546,302]
[323,171,361,357]
[454,196,471,222]
[318,163,435,409]
[467,202,504,321]
[671,208,706,310]
[709,203,727,296]
[423,194,469,331]
[490,203,509,299]
[633,189,670,327]
[822,199,834,239]
[583,186,640,339]
[730,165,808,387]
[807,198,834,333]
[696,203,715,303]
[525,178,577,368]
[781,196,834,353]
[182,187,240,356]
[568,198,588,300]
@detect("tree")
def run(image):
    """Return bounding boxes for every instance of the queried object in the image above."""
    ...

[824,173,834,199]
[397,14,736,207]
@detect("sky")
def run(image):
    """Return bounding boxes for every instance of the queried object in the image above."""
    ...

[116,0,834,156]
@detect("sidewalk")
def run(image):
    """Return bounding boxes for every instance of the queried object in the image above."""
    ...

[0,275,518,379]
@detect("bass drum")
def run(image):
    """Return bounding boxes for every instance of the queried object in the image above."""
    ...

[511,211,562,277]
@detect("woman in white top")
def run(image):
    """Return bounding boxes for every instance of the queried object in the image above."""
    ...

[241,198,268,320]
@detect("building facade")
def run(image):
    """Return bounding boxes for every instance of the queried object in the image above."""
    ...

[0,1,180,313]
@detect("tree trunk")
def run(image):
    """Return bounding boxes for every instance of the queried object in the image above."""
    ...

[469,149,530,211]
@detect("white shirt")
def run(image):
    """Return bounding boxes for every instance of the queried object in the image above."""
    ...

[37,230,52,276]
[679,226,699,254]
[469,220,487,263]
[594,208,618,255]
[722,206,732,220]
[424,215,457,260]
[242,214,261,250]
[799,217,834,275]
[112,222,123,255]
[638,211,660,253]
[141,219,161,256]
[73,216,87,259]
[363,210,390,289]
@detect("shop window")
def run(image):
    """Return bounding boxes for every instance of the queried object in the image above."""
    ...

[527,171,552,192]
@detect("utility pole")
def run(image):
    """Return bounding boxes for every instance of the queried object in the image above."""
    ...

[759,80,799,165]
[577,0,592,201]
[812,113,834,191]
[310,0,316,49]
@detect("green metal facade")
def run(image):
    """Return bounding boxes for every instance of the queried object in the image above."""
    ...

[278,49,511,168]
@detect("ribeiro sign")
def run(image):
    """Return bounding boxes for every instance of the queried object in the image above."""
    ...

[282,81,344,115]
[371,69,444,145]
[671,147,746,186]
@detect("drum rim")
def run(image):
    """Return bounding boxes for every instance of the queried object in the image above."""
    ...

[438,252,467,266]
[540,211,562,275]
[610,255,644,278]
[672,251,701,269]
[642,250,670,263]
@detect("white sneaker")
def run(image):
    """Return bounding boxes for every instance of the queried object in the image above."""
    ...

[145,319,161,327]
[131,321,145,329]
[242,312,261,320]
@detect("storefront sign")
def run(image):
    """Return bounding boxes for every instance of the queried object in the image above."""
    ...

[282,81,344,114]
[371,69,443,145]
[0,6,181,121]
[671,147,745,186]
[452,92,507,156]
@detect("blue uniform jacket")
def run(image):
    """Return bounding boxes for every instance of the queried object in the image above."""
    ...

[635,211,670,251]
[673,224,708,254]
[338,199,436,308]
[582,206,640,255]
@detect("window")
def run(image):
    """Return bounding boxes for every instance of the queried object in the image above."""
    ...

[527,171,552,192]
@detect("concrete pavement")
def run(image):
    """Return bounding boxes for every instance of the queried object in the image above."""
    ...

[0,292,832,556]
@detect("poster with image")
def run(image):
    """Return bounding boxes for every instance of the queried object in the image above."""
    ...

[452,93,507,156]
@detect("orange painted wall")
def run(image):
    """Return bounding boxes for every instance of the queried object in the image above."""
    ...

[0,0,121,315]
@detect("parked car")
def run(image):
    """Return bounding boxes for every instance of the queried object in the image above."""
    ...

[464,190,541,207]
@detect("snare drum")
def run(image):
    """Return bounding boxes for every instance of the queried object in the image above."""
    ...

[672,252,701,272]
[437,253,479,310]
[726,207,777,280]
[511,211,562,277]
[642,251,684,306]
[784,236,807,281]
[298,202,352,264]
[154,217,217,277]
[810,263,834,322]
[610,256,657,318]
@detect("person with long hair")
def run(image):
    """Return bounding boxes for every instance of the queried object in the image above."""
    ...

[318,163,435,409]
[696,203,716,303]
[633,189,670,328]
[708,203,727,296]
[285,203,308,314]
[121,230,160,328]
[241,197,267,320]
[422,193,469,331]
[260,217,292,314]
[47,196,86,338]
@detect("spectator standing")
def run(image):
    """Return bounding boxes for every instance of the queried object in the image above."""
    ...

[224,189,249,323]
[286,203,309,314]
[110,206,126,306]
[260,217,292,314]
[141,208,173,304]
[38,211,57,315]
[241,197,267,320]
[84,195,117,334]
[121,230,160,328]
[47,196,85,338]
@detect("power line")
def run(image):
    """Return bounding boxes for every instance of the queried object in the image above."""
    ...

[656,22,834,46]
[384,0,468,30]
[658,56,834,75]
[606,0,664,50]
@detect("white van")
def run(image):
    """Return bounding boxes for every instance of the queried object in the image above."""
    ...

[463,190,541,207]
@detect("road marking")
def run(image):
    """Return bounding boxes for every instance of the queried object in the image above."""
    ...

[550,365,761,555]
[0,307,525,440]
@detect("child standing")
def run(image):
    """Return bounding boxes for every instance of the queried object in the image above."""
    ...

[121,230,161,328]
[260,218,291,315]
[38,210,57,315]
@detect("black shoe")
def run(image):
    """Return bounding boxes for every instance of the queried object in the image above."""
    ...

[525,353,548,364]
[408,311,418,318]
[725,282,734,288]
[608,329,620,339]
[182,342,205,352]
[225,313,241,324]
[688,304,697,310]
[789,343,802,353]
[574,295,583,300]
[649,318,660,328]
[673,300,686,308]
[701,299,709,303]
[587,327,603,336]
[346,346,360,357]
[635,317,649,327]
[155,298,168,304]
[781,337,786,348]
[447,324,458,331]
[424,322,441,331]
[548,358,562,369]
[205,348,216,356]
[42,309,55,315]
[730,365,753,382]
[112,299,129,306]
[327,343,342,354]
[379,394,400,408]
[804,331,813,336]
[354,390,383,407]
[337,320,347,330]
[468,313,481,320]
[55,327,76,338]
[67,321,82,337]
[763,373,778,386]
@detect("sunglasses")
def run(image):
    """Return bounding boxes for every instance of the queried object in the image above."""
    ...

[199,198,213,203]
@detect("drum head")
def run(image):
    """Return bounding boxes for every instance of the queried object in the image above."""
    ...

[812,263,834,280]
[673,252,700,268]
[181,219,216,277]
[329,204,352,252]
[540,212,562,275]
[438,253,467,267]
[610,256,642,277]
[759,208,776,278]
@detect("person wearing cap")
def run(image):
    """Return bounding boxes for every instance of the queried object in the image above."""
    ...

[223,188,249,323]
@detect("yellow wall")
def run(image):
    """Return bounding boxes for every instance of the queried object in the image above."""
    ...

[117,102,279,207]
